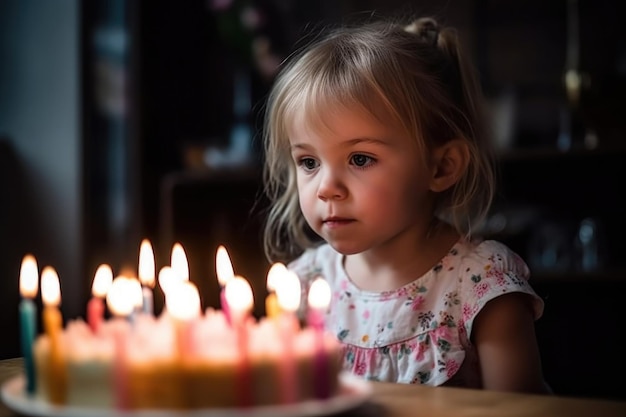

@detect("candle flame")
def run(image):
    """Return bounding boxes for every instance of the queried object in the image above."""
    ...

[275,270,301,312]
[19,254,38,298]
[224,275,253,313]
[128,278,143,308]
[266,262,286,292]
[41,266,61,307]
[171,243,189,281]
[139,239,156,287]
[106,276,135,317]
[92,264,113,298]
[308,277,331,310]
[166,280,201,321]
[158,266,179,296]
[215,245,235,287]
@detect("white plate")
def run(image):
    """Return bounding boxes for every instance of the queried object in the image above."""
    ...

[1,372,371,417]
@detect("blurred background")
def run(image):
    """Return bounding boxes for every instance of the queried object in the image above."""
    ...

[1,0,625,400]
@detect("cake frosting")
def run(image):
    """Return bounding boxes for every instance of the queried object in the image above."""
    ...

[32,308,341,409]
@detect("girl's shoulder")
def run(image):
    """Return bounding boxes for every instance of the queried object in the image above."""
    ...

[454,238,530,281]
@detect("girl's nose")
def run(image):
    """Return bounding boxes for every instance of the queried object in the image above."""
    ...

[317,169,347,201]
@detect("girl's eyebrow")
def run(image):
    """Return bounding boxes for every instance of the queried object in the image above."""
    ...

[290,137,390,150]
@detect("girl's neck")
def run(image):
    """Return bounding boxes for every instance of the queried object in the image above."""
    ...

[343,221,460,292]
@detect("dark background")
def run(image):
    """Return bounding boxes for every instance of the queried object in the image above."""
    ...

[1,0,625,401]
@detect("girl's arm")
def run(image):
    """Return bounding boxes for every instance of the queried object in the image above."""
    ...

[472,292,550,394]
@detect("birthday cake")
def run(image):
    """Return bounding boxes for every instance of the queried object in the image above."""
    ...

[18,246,343,411]
[31,309,341,409]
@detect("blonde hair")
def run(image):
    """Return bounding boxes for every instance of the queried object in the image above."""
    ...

[262,17,495,262]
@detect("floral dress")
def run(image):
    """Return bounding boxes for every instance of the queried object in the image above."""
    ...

[288,238,544,387]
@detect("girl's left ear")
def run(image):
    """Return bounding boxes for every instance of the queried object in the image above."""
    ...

[429,139,470,192]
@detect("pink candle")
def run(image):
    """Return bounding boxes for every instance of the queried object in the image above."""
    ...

[275,270,302,404]
[87,264,112,334]
[307,277,332,399]
[106,277,135,410]
[224,276,254,407]
[216,245,235,325]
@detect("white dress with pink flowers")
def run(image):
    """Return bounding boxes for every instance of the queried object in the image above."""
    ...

[288,238,544,388]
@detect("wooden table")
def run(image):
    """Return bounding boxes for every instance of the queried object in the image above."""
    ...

[1,357,625,417]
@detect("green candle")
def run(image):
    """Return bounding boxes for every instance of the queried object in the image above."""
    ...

[19,255,39,395]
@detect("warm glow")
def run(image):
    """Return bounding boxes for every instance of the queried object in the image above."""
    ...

[275,270,301,313]
[106,276,135,317]
[41,266,61,307]
[128,278,143,308]
[92,264,113,298]
[166,280,201,321]
[138,239,155,287]
[215,245,235,287]
[19,254,38,298]
[224,275,253,313]
[266,262,287,292]
[307,277,331,310]
[158,266,179,296]
[171,243,189,281]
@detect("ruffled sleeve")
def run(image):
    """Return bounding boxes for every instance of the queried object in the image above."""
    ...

[458,240,544,340]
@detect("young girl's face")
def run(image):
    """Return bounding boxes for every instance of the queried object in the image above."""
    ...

[288,106,437,255]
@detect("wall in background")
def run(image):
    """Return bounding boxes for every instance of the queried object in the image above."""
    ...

[0,0,83,358]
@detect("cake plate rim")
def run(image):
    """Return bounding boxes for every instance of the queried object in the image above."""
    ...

[1,372,372,417]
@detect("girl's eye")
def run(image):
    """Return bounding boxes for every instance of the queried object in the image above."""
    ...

[350,154,375,167]
[298,157,319,171]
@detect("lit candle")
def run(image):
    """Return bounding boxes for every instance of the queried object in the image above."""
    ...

[166,280,201,357]
[224,276,253,407]
[128,277,144,323]
[19,254,38,396]
[171,242,189,281]
[307,277,332,399]
[138,239,155,315]
[158,266,177,302]
[87,264,112,334]
[265,262,285,320]
[275,270,301,404]
[41,266,66,405]
[216,245,235,325]
[106,276,135,410]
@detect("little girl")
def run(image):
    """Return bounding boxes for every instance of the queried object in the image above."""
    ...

[261,16,548,393]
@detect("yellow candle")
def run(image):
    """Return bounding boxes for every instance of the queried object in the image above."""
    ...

[166,280,201,357]
[265,262,286,319]
[41,266,66,405]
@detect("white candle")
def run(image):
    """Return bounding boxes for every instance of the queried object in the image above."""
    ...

[138,239,155,315]
[106,276,135,410]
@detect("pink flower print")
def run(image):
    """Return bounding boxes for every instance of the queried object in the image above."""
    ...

[462,303,472,319]
[410,296,425,311]
[362,310,370,320]
[433,325,452,341]
[415,341,429,361]
[474,281,489,298]
[340,279,349,290]
[445,359,461,378]
[397,287,409,297]
[354,358,368,376]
